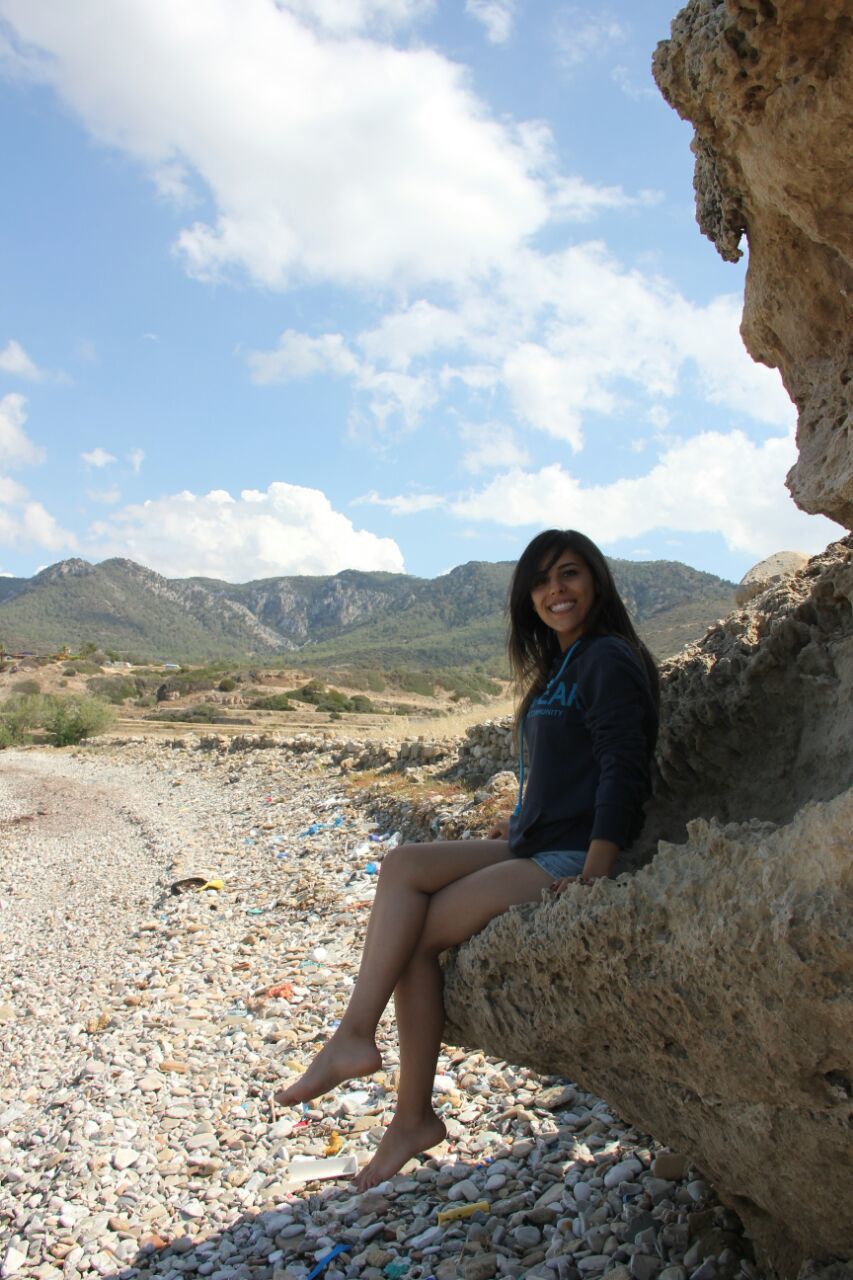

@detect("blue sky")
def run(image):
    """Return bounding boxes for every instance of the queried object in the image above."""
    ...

[0,0,843,584]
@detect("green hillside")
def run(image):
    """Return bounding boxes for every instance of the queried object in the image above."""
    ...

[0,554,736,666]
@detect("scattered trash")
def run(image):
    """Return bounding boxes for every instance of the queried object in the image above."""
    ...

[199,879,224,892]
[312,946,327,962]
[299,815,344,837]
[262,981,294,1000]
[170,876,210,895]
[324,1130,343,1156]
[352,840,372,857]
[383,1261,410,1278]
[365,862,379,875]
[287,1154,358,1183]
[436,1201,490,1225]
[246,907,265,916]
[305,1243,351,1280]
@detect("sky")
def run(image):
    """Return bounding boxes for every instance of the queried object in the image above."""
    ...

[0,0,844,585]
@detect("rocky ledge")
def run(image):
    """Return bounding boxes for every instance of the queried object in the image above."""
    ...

[442,538,853,1280]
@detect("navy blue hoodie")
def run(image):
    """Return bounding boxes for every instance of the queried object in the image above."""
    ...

[508,634,658,857]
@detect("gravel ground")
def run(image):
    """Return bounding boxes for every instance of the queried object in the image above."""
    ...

[0,742,762,1280]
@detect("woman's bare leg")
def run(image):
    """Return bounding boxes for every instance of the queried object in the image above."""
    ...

[354,856,552,1189]
[275,839,513,1106]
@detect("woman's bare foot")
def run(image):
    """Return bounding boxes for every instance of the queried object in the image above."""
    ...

[354,1111,446,1191]
[274,1031,381,1107]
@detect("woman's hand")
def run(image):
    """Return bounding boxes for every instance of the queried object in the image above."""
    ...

[549,874,595,895]
[488,815,511,840]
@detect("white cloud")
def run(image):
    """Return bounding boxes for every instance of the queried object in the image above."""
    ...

[87,487,121,505]
[460,421,529,474]
[354,489,443,515]
[127,448,145,474]
[279,0,433,34]
[87,481,405,579]
[0,397,74,552]
[554,9,627,72]
[248,330,435,432]
[450,428,845,557]
[466,0,515,44]
[549,176,661,221]
[0,0,555,291]
[0,339,45,381]
[81,446,117,468]
[249,242,796,444]
[0,394,46,467]
[610,64,657,101]
[248,331,359,382]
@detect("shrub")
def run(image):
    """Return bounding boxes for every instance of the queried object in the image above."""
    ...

[218,677,237,692]
[250,693,294,711]
[11,679,40,696]
[42,696,115,746]
[86,676,137,704]
[63,661,102,676]
[0,694,45,744]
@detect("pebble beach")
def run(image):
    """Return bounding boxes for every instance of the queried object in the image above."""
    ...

[0,741,762,1280]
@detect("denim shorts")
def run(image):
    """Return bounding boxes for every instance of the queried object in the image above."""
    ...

[529,849,587,879]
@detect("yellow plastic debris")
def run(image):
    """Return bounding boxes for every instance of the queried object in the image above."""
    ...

[324,1131,343,1156]
[436,1200,490,1225]
[199,879,224,892]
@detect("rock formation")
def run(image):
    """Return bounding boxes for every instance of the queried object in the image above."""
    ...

[735,550,809,605]
[653,0,853,529]
[443,541,853,1276]
[442,3,853,1275]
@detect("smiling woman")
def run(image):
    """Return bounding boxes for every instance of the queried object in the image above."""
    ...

[273,527,660,1190]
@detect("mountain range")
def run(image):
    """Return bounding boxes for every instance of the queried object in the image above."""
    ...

[0,555,737,667]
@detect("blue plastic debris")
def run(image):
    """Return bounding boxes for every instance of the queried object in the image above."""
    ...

[365,862,379,875]
[305,1243,350,1280]
[299,815,344,837]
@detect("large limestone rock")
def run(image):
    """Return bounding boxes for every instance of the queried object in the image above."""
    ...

[443,787,853,1279]
[734,550,809,605]
[645,537,853,852]
[652,0,853,529]
[443,541,853,1277]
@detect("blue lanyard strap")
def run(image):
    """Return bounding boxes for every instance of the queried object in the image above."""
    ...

[513,639,581,816]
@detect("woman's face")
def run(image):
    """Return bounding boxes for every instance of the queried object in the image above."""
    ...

[530,547,596,651]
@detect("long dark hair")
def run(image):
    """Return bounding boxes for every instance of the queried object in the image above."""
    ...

[508,529,659,726]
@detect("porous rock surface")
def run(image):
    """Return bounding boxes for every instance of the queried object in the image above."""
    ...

[443,540,853,1278]
[652,0,853,529]
[443,787,853,1279]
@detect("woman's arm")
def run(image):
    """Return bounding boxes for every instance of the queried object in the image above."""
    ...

[488,814,511,840]
[549,837,620,894]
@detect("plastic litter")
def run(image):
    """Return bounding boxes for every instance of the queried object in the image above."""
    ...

[324,1130,343,1156]
[170,876,210,895]
[383,1262,410,1278]
[352,841,372,857]
[246,907,265,916]
[436,1201,490,1225]
[365,862,379,875]
[287,1154,358,1183]
[199,879,224,892]
[305,1243,350,1280]
[385,831,402,849]
[299,815,344,837]
[369,832,390,843]
[263,981,295,1000]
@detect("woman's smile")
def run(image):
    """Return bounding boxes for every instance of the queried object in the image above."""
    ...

[530,550,595,650]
